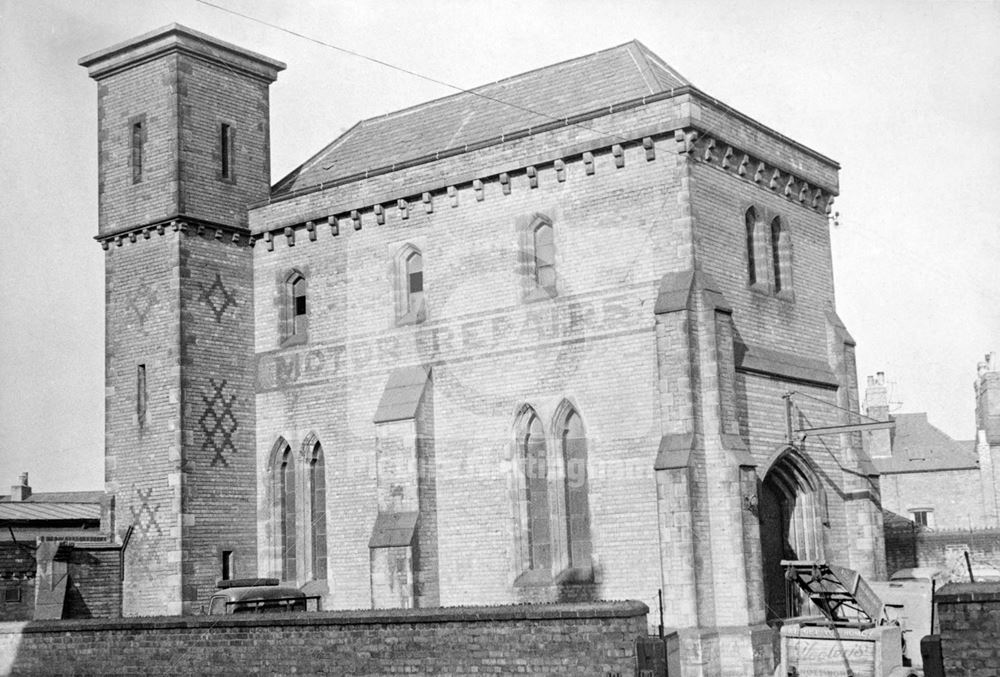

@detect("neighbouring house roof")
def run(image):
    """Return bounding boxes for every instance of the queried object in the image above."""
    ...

[272,40,691,197]
[0,502,101,523]
[0,491,105,504]
[873,412,978,474]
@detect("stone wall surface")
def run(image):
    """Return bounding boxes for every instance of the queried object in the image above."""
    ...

[936,583,1000,676]
[0,600,647,676]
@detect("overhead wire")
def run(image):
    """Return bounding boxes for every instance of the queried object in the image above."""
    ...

[195,0,633,145]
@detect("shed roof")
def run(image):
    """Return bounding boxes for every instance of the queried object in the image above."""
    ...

[272,40,690,196]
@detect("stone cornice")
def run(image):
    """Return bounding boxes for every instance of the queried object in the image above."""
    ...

[79,23,285,83]
[94,216,252,250]
[251,126,673,250]
[677,127,838,217]
[252,117,837,251]
[260,85,837,209]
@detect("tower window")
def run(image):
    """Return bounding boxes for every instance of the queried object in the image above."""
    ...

[222,550,235,580]
[745,207,758,285]
[136,364,147,426]
[770,216,792,296]
[771,217,784,292]
[130,120,144,184]
[220,123,234,180]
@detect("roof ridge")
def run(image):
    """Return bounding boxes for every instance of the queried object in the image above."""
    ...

[351,40,652,128]
[271,40,692,197]
[629,39,692,90]
[274,44,647,195]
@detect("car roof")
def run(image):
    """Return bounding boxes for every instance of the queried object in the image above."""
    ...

[210,586,305,602]
[889,567,944,580]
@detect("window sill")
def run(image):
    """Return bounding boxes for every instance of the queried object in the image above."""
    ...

[513,569,552,588]
[554,566,594,585]
[775,289,795,303]
[281,333,308,349]
[396,307,426,327]
[523,286,557,304]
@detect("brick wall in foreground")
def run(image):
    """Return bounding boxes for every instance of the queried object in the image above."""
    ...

[936,583,1000,676]
[0,600,647,676]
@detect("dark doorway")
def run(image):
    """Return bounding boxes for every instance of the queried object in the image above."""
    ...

[759,452,822,622]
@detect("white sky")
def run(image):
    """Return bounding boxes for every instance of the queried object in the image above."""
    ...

[1,0,998,493]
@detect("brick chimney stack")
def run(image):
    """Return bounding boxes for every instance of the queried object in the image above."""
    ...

[10,472,31,501]
[976,353,1000,525]
[863,372,892,458]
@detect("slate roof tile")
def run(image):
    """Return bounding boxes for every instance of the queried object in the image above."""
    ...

[873,412,978,474]
[272,40,690,196]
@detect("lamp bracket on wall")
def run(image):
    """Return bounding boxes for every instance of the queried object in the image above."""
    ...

[782,392,895,444]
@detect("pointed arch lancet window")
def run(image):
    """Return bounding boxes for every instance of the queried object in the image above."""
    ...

[533,221,556,293]
[292,276,307,335]
[278,446,297,581]
[771,217,784,293]
[521,412,551,572]
[561,410,592,569]
[745,207,758,285]
[309,442,327,581]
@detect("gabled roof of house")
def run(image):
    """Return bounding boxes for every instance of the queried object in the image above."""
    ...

[873,412,978,474]
[272,40,690,197]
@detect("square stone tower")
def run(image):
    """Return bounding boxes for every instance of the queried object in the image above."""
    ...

[80,25,283,614]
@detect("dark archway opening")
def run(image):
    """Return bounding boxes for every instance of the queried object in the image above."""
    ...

[759,451,823,623]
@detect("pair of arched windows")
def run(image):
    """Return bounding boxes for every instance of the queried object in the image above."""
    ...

[515,405,591,579]
[745,207,791,294]
[271,438,327,583]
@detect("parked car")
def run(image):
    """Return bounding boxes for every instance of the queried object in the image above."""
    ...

[206,578,319,615]
[888,567,947,584]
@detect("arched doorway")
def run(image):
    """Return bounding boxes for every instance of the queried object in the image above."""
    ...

[759,448,825,622]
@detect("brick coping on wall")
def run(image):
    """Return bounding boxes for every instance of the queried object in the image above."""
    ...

[936,582,1000,603]
[0,600,648,634]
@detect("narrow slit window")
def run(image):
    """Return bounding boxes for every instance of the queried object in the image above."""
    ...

[131,121,144,184]
[220,123,232,179]
[136,364,147,425]
[222,550,235,580]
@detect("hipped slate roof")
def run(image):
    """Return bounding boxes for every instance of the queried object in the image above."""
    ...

[873,413,978,474]
[272,40,690,197]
